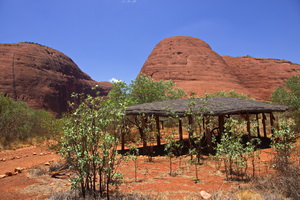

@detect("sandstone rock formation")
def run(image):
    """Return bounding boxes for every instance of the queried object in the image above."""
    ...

[140,36,300,100]
[222,56,300,100]
[0,43,112,115]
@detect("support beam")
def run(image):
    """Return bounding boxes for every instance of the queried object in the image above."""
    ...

[121,130,125,150]
[218,115,224,136]
[179,118,183,141]
[246,112,251,138]
[161,120,164,130]
[155,116,161,146]
[205,117,213,153]
[262,113,267,138]
[141,116,147,150]
[188,115,194,139]
[256,114,261,137]
[270,113,275,135]
[202,117,206,137]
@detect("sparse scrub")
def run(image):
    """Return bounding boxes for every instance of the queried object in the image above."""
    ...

[60,89,127,199]
[271,75,300,131]
[29,166,49,177]
[271,119,296,173]
[0,93,61,149]
[49,161,69,172]
[49,189,153,200]
[214,118,261,181]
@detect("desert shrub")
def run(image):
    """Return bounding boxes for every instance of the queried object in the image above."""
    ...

[0,93,60,148]
[29,166,49,177]
[205,90,252,100]
[271,119,296,173]
[60,90,126,199]
[214,118,261,181]
[49,190,153,200]
[271,75,300,131]
[252,164,300,200]
[49,161,69,172]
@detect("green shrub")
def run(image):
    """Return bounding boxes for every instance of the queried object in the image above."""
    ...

[0,93,60,148]
[271,75,300,131]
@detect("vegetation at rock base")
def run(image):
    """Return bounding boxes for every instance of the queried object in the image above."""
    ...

[0,93,61,149]
[205,89,252,100]
[108,73,186,106]
[271,75,300,131]
[109,74,186,152]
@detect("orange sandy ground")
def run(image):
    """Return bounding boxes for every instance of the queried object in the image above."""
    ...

[0,143,283,200]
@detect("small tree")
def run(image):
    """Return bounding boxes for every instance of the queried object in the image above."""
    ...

[271,75,300,131]
[125,142,140,182]
[271,119,296,172]
[108,74,186,153]
[215,118,261,180]
[61,89,126,199]
[164,134,183,176]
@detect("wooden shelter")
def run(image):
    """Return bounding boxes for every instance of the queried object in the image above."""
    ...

[124,97,288,152]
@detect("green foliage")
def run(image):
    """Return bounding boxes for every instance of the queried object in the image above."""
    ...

[129,74,186,105]
[214,118,261,180]
[205,90,252,100]
[21,41,50,48]
[0,93,59,148]
[60,91,127,198]
[108,73,187,107]
[125,143,140,182]
[271,75,300,131]
[164,135,184,176]
[271,119,296,172]
[109,74,186,152]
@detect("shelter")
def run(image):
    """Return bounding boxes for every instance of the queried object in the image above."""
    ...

[124,97,288,151]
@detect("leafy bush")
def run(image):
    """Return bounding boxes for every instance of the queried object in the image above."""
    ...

[214,118,261,181]
[271,75,300,131]
[60,91,127,199]
[108,74,186,152]
[205,90,252,100]
[0,93,60,148]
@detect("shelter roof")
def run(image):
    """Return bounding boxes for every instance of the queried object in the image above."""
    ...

[125,97,288,117]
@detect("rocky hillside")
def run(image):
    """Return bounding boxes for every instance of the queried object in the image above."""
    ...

[140,36,300,100]
[0,43,112,115]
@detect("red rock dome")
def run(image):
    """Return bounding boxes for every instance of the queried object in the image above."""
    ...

[140,36,300,100]
[0,42,112,115]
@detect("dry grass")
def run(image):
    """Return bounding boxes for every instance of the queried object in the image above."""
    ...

[28,166,49,177]
[49,190,153,200]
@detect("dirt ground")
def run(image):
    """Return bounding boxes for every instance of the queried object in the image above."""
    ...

[0,143,281,200]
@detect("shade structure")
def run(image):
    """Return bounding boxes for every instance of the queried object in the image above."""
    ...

[125,97,288,117]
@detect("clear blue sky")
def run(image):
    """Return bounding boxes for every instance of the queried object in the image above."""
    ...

[1,0,299,83]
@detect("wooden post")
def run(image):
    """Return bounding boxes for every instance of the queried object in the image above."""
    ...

[205,117,213,153]
[141,116,147,150]
[246,112,251,138]
[155,116,161,146]
[202,117,206,137]
[256,114,260,137]
[262,113,267,138]
[179,118,183,141]
[161,121,164,130]
[218,115,224,136]
[121,130,125,150]
[188,115,194,139]
[270,113,275,135]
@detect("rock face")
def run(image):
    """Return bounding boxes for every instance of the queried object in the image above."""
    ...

[140,36,300,100]
[0,43,112,115]
[222,56,300,100]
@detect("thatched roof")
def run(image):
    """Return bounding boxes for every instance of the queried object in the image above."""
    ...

[126,97,288,117]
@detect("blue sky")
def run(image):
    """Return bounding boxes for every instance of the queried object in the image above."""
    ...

[1,0,299,83]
